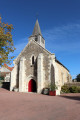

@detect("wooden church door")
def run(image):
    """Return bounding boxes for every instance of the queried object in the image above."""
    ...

[28,79,36,92]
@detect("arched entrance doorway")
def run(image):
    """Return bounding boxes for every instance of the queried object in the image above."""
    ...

[28,79,37,92]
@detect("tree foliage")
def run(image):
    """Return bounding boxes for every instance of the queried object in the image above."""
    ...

[76,74,80,82]
[0,16,16,66]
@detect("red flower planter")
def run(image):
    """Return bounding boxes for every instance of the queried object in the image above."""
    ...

[49,91,56,96]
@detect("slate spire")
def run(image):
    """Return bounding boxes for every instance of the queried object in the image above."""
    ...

[29,19,45,48]
[32,19,42,36]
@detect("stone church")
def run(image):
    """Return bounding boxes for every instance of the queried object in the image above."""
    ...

[10,19,72,95]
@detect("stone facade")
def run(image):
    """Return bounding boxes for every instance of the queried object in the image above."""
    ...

[10,20,72,95]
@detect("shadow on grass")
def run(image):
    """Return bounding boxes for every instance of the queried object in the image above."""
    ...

[60,95,80,101]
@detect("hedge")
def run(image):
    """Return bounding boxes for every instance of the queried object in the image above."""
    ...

[61,85,80,93]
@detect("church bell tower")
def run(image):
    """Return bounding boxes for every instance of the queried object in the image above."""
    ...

[29,19,45,48]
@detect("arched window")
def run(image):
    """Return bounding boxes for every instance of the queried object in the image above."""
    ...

[32,56,34,64]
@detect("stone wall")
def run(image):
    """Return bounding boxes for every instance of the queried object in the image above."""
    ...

[14,40,55,93]
[10,64,18,91]
[10,40,71,94]
[65,82,80,86]
[23,41,52,92]
[56,61,71,87]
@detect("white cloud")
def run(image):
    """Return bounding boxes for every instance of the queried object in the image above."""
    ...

[43,23,80,53]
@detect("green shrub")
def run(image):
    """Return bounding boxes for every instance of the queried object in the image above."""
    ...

[0,76,4,80]
[77,86,80,93]
[61,85,70,93]
[69,86,78,93]
[61,85,80,93]
[48,84,58,91]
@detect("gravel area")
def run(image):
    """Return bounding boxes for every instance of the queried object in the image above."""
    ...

[0,88,80,120]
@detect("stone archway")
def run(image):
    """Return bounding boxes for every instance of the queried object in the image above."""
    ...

[28,79,37,92]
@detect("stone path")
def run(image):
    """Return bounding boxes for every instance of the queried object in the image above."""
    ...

[0,88,80,120]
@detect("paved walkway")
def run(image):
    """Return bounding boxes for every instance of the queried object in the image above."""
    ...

[0,88,80,120]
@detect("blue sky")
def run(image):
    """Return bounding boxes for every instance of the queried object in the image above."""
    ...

[0,0,80,79]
